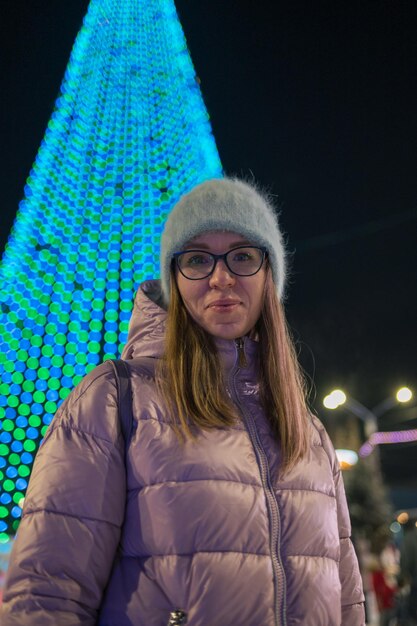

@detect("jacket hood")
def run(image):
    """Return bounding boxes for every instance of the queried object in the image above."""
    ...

[121,280,167,360]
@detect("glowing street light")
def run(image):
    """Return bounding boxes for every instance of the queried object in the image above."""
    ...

[396,387,413,403]
[323,389,347,409]
[323,387,413,422]
[322,386,415,454]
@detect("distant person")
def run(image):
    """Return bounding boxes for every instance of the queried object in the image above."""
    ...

[400,519,417,622]
[1,178,365,624]
[370,549,398,626]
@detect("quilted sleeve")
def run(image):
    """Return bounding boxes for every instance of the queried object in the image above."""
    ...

[1,360,126,625]
[317,419,366,626]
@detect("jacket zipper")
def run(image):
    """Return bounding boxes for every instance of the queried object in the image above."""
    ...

[235,337,248,368]
[230,338,286,626]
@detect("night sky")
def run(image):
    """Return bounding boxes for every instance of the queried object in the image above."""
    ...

[1,1,416,491]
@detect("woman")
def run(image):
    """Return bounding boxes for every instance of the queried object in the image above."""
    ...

[2,178,365,625]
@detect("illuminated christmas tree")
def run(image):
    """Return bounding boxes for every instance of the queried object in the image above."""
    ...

[0,0,222,538]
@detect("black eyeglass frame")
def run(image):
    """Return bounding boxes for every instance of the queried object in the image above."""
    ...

[172,246,268,280]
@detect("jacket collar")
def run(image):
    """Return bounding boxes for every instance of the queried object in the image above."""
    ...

[121,280,167,360]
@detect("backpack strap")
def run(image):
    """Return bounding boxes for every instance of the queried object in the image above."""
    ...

[109,359,133,450]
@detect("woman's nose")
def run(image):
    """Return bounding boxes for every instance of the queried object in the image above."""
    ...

[208,259,235,288]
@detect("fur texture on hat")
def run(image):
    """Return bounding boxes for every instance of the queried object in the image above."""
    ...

[160,177,286,304]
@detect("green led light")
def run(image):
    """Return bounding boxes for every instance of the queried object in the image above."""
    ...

[9,454,20,467]
[66,343,77,355]
[42,345,54,357]
[59,388,71,401]
[0,444,9,456]
[16,350,28,362]
[29,416,42,428]
[38,368,50,380]
[88,342,101,354]
[23,440,36,452]
[0,507,9,519]
[2,421,14,433]
[0,383,9,395]
[3,360,15,374]
[44,402,57,414]
[7,396,19,408]
[33,391,45,404]
[13,492,24,504]
[27,357,39,370]
[56,333,67,346]
[18,466,31,478]
[12,372,24,384]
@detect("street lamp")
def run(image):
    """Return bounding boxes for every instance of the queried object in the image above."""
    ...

[323,387,413,438]
[397,387,413,403]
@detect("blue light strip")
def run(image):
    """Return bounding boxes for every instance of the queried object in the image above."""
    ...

[0,0,223,537]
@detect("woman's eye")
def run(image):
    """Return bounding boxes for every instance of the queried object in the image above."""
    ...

[187,254,210,265]
[233,252,252,262]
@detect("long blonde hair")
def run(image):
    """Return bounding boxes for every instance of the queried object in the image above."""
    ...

[157,265,309,471]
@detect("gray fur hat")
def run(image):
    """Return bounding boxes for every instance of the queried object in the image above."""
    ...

[160,177,286,304]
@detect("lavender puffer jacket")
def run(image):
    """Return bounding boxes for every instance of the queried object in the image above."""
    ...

[2,281,365,625]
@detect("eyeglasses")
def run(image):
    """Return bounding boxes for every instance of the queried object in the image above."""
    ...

[173,246,267,280]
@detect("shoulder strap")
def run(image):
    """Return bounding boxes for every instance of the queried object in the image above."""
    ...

[109,359,133,450]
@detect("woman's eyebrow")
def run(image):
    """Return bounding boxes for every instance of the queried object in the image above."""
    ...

[183,243,210,250]
[183,240,252,250]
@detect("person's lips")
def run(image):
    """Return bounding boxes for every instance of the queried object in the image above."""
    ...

[206,299,241,311]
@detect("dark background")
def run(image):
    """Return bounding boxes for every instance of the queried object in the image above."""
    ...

[1,1,416,497]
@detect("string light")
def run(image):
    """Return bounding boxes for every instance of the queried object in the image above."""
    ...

[0,0,223,537]
[359,428,417,457]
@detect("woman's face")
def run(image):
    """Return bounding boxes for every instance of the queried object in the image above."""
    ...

[175,231,267,340]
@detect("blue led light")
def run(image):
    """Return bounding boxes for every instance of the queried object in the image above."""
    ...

[6,467,18,479]
[16,478,28,490]
[21,453,33,465]
[11,507,22,519]
[0,0,222,536]
[26,428,39,440]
